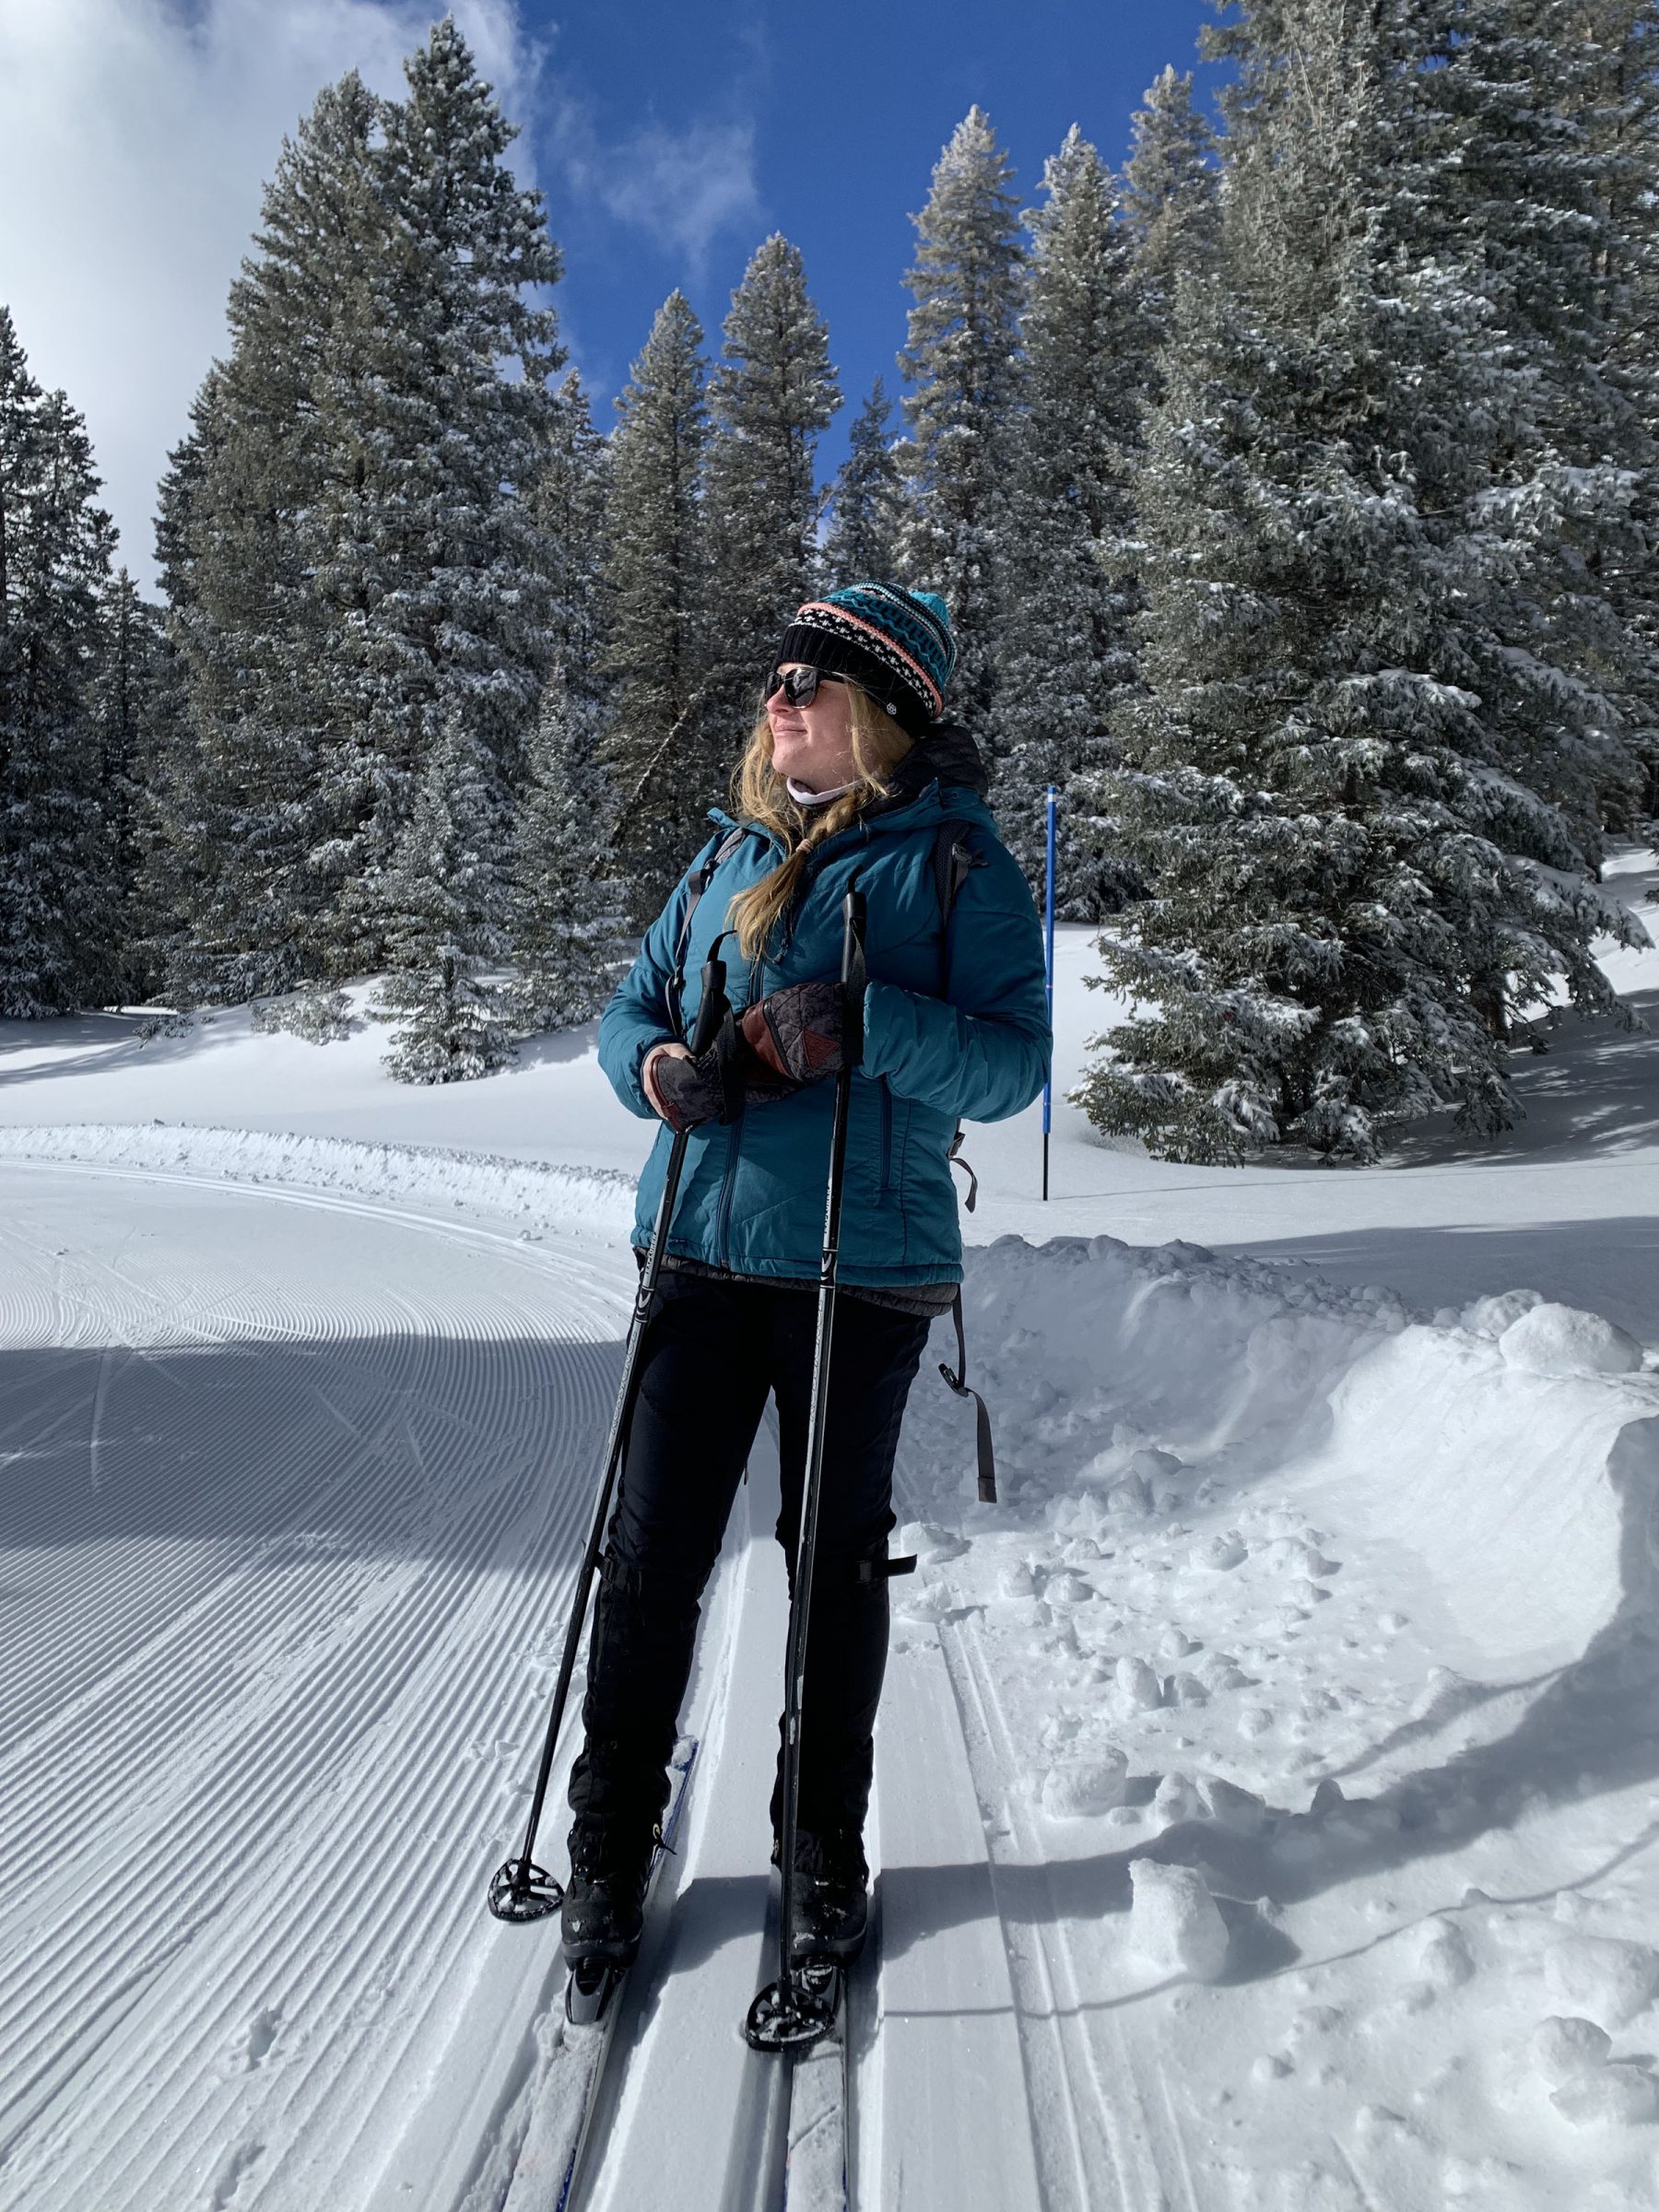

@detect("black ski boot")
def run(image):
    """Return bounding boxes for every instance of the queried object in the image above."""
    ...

[560,1819,654,1971]
[776,1828,869,1962]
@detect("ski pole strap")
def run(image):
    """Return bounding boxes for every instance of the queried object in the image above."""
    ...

[856,1552,917,1583]
[939,1288,996,1504]
[947,1125,978,1214]
[667,828,747,1041]
[929,823,991,1492]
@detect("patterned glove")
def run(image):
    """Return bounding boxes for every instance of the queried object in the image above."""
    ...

[648,1041,730,1132]
[649,1032,802,1128]
[739,976,853,1086]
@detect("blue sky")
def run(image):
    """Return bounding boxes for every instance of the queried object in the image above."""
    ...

[532,0,1222,477]
[0,0,1220,587]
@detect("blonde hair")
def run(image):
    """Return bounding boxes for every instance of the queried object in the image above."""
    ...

[726,684,913,960]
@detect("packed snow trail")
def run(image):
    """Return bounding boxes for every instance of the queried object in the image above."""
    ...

[7,1153,1659,2208]
[0,1163,661,2211]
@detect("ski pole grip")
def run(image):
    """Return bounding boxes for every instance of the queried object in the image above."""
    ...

[688,938,730,1056]
[841,885,866,1068]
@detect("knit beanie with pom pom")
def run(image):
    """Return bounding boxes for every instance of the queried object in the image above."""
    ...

[772,582,958,735]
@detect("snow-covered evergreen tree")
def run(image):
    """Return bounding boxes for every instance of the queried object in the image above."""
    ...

[703,235,840,735]
[896,107,1025,745]
[374,712,512,1081]
[93,568,171,1002]
[823,379,905,588]
[1593,0,1659,807]
[1076,0,1644,1163]
[509,672,624,1032]
[600,291,713,915]
[154,27,562,1004]
[995,127,1149,914]
[0,308,119,1017]
[315,18,564,969]
[135,369,225,990]
[159,75,376,1002]
[1121,65,1219,315]
[511,374,623,1032]
[1418,0,1654,848]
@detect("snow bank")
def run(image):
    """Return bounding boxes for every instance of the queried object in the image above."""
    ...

[1306,1323,1659,1670]
[904,1232,1659,1683]
[0,1123,637,1238]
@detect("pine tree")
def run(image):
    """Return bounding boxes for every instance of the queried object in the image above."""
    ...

[1420,0,1654,849]
[154,28,563,1002]
[896,107,1025,745]
[703,234,840,735]
[1121,66,1220,312]
[510,374,623,1032]
[93,568,171,1002]
[509,672,624,1032]
[159,74,378,1002]
[0,308,118,1018]
[374,712,512,1081]
[135,371,228,998]
[315,18,564,967]
[1593,0,1659,807]
[823,379,906,588]
[1075,0,1644,1163]
[600,291,713,915]
[995,127,1149,914]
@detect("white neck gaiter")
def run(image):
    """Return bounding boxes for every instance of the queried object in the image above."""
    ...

[786,775,859,808]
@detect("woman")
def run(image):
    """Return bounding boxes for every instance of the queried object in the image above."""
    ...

[567,582,1050,1972]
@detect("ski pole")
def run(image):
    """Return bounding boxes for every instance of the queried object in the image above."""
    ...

[747,880,865,2051]
[488,941,734,1924]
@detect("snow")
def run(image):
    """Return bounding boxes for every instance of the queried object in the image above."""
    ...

[6,851,1659,2208]
[1127,1860,1231,1983]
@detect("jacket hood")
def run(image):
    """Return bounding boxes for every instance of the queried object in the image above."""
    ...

[887,721,988,803]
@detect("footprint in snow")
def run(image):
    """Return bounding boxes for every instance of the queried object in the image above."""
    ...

[203,2138,265,2209]
[211,2007,282,2083]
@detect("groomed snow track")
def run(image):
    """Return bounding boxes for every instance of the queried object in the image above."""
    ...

[10,1139,1659,2212]
[0,1151,1062,2212]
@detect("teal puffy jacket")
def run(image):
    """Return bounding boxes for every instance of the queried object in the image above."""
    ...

[598,729,1052,1288]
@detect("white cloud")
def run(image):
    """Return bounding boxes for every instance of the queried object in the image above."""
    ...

[0,0,542,592]
[553,102,762,276]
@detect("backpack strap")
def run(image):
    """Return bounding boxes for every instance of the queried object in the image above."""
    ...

[666,826,747,1041]
[929,819,996,1504]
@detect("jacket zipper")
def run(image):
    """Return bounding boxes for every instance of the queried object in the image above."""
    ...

[713,948,762,1269]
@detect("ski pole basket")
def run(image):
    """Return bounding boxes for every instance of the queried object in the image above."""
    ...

[744,1957,842,2053]
[486,1856,562,1923]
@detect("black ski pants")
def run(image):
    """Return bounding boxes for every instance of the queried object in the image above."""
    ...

[568,1270,930,1850]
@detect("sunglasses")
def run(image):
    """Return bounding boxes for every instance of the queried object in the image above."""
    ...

[764,665,850,708]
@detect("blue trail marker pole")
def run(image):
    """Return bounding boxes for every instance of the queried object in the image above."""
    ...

[1042,785,1058,1201]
